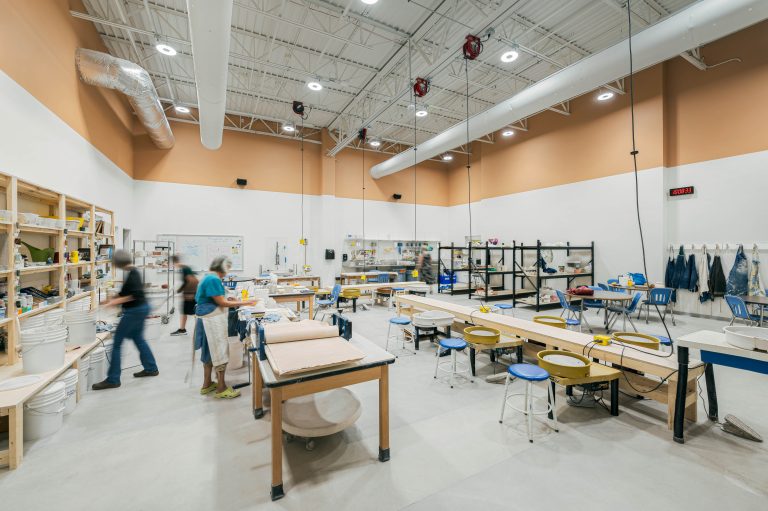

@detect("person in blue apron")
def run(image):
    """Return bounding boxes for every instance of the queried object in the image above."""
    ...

[93,250,159,390]
[195,256,255,399]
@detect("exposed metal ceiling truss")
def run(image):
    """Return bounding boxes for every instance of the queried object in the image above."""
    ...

[76,0,697,155]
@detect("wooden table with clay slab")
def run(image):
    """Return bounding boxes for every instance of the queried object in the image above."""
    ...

[269,291,315,318]
[249,332,395,501]
[397,295,704,429]
[0,332,111,470]
[276,275,321,288]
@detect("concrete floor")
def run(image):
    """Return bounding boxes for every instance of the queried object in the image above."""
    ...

[2,294,767,510]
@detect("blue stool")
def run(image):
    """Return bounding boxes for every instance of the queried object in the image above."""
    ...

[565,318,580,330]
[386,317,413,357]
[495,303,514,316]
[499,363,558,442]
[656,335,673,352]
[434,337,473,388]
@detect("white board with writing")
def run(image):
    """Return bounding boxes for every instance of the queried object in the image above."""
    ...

[157,234,244,272]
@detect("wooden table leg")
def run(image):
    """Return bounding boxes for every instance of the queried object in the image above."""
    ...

[270,387,284,500]
[378,365,390,462]
[308,298,314,319]
[252,352,264,419]
[9,404,22,469]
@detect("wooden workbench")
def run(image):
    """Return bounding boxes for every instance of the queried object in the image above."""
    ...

[337,271,398,285]
[269,291,315,318]
[0,332,110,469]
[249,333,394,500]
[397,295,703,428]
[276,275,321,287]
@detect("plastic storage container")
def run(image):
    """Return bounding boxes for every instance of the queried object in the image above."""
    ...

[55,369,79,415]
[78,356,91,395]
[20,326,68,374]
[65,310,97,345]
[87,347,107,386]
[24,381,66,440]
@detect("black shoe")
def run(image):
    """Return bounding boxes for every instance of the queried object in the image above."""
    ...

[170,329,187,336]
[133,370,160,378]
[92,380,121,390]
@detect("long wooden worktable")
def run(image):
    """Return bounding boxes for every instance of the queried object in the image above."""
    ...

[396,295,704,428]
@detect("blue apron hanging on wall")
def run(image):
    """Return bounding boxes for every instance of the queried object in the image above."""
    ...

[671,246,688,289]
[748,244,765,297]
[726,244,749,296]
[686,253,698,292]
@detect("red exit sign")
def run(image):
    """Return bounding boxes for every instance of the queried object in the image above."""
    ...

[669,186,695,197]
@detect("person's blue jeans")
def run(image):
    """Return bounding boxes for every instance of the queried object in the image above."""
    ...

[106,302,158,384]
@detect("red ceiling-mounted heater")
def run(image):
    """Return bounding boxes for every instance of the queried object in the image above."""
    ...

[358,128,367,142]
[413,77,430,98]
[463,34,483,60]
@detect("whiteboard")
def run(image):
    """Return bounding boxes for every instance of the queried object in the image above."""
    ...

[157,234,244,272]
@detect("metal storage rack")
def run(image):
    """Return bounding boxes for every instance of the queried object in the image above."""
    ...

[437,243,473,295]
[512,240,595,311]
[132,240,175,324]
[469,243,533,301]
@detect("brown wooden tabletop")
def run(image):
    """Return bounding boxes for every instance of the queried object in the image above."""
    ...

[742,295,768,306]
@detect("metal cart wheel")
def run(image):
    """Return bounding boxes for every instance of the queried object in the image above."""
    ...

[161,315,170,325]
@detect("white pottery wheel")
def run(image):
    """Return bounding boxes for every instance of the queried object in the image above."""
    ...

[412,310,455,328]
[282,388,362,438]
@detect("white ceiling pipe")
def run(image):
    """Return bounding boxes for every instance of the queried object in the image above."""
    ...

[371,0,768,179]
[187,0,234,150]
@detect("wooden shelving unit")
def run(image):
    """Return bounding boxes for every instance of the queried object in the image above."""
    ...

[0,172,116,366]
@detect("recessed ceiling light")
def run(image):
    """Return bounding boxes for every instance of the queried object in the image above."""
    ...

[307,81,323,91]
[361,0,379,4]
[441,153,453,161]
[174,105,190,114]
[502,129,514,137]
[369,139,381,147]
[155,43,177,56]
[500,49,519,63]
[415,108,428,117]
[282,122,296,132]
[597,91,614,101]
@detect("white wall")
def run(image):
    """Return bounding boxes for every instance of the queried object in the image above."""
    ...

[0,71,134,224]
[131,180,449,285]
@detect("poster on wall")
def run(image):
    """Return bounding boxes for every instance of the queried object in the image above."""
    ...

[157,234,244,272]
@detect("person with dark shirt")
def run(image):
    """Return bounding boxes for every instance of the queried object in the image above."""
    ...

[170,254,198,336]
[92,249,159,390]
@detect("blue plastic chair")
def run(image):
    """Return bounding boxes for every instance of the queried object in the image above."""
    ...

[725,295,761,326]
[606,292,642,332]
[597,283,609,291]
[555,290,592,332]
[583,285,605,315]
[314,284,341,319]
[641,287,675,325]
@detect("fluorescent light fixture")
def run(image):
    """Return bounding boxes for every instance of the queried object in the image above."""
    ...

[502,129,514,137]
[155,43,177,56]
[500,49,519,63]
[282,122,296,132]
[307,81,323,91]
[415,107,428,117]
[361,0,379,4]
[174,105,190,114]
[597,91,614,101]
[369,139,381,147]
[441,153,453,161]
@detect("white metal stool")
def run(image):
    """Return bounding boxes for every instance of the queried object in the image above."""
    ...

[433,337,473,388]
[499,363,558,442]
[386,316,414,357]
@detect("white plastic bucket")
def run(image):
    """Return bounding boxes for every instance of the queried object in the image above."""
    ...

[66,310,96,345]
[20,315,46,331]
[78,356,91,395]
[102,338,114,362]
[20,326,68,374]
[87,347,107,386]
[45,309,66,326]
[228,339,244,370]
[24,381,66,440]
[55,369,79,415]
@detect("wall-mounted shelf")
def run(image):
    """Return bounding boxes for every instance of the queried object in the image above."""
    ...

[18,264,63,275]
[18,225,63,235]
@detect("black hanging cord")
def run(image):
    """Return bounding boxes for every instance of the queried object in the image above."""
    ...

[362,137,366,275]
[622,1,674,387]
[300,116,306,267]
[465,58,473,247]
[409,38,417,242]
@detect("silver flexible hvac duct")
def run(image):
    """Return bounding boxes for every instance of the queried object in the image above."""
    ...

[75,48,175,149]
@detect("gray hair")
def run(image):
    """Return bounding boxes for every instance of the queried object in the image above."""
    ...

[113,249,133,269]
[209,256,232,274]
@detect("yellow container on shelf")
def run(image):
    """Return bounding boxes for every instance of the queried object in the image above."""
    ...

[463,326,501,345]
[533,316,567,329]
[537,350,591,379]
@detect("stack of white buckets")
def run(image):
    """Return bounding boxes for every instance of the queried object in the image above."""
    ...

[19,301,98,441]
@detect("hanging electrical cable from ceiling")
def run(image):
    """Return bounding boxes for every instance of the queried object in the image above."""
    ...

[359,128,368,280]
[409,38,420,279]
[624,1,672,346]
[463,34,484,251]
[293,100,309,271]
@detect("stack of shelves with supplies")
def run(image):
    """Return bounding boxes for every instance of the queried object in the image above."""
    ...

[437,243,473,295]
[469,243,535,301]
[0,172,115,366]
[512,240,595,311]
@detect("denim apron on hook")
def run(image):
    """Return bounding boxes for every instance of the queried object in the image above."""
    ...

[686,254,698,292]
[672,246,688,289]
[726,245,749,296]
